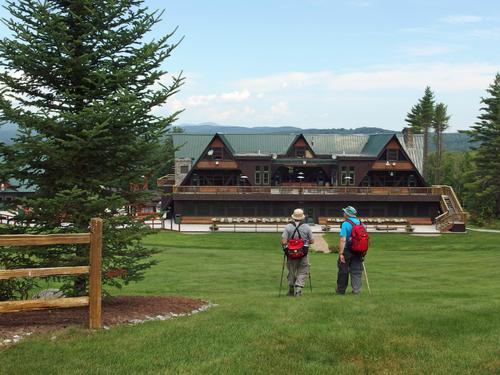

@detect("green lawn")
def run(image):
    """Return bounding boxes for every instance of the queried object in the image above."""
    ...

[1,231,499,375]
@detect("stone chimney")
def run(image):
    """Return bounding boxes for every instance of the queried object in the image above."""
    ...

[175,158,192,186]
[402,127,414,148]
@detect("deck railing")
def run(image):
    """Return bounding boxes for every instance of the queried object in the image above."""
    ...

[434,185,468,231]
[173,185,445,195]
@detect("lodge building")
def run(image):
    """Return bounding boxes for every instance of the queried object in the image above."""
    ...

[162,129,466,232]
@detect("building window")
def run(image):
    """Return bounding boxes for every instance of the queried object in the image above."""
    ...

[255,166,261,185]
[295,147,306,158]
[207,147,224,160]
[180,165,189,174]
[192,174,200,186]
[262,166,270,185]
[408,175,416,187]
[361,176,371,187]
[340,166,355,186]
[387,149,398,161]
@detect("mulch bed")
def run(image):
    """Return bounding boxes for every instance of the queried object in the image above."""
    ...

[0,296,206,341]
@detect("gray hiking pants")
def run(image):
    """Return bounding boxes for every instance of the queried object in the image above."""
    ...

[336,251,363,294]
[287,255,309,288]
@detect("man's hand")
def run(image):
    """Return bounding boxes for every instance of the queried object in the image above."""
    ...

[339,254,346,263]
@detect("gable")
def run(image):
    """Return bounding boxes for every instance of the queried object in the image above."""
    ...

[200,136,234,161]
[286,135,316,158]
[171,133,424,174]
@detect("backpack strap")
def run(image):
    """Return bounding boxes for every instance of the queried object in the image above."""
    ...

[345,218,362,226]
[344,218,357,241]
[291,222,303,239]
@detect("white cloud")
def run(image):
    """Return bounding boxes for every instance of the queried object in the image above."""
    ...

[271,101,290,115]
[211,109,235,122]
[471,28,500,39]
[186,94,217,107]
[221,89,250,102]
[240,63,500,92]
[166,98,184,112]
[242,106,256,116]
[442,15,484,24]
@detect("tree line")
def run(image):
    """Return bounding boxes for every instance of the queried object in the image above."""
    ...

[406,78,500,224]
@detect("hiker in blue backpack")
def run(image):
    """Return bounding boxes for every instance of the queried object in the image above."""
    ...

[336,206,367,295]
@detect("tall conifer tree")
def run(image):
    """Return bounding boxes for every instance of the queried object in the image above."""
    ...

[418,86,435,180]
[466,74,500,220]
[405,87,435,181]
[405,103,423,134]
[432,103,450,184]
[0,0,183,296]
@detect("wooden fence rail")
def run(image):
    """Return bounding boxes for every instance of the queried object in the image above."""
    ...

[0,218,103,329]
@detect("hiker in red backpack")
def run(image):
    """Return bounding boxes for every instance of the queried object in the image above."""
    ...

[281,208,315,297]
[336,206,368,295]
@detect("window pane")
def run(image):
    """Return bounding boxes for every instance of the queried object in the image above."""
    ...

[348,167,355,185]
[263,172,269,185]
[387,149,398,160]
[340,171,347,185]
[255,171,261,185]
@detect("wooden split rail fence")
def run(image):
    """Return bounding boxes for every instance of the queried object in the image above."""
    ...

[0,218,103,329]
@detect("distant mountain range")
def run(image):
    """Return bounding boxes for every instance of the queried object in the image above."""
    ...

[178,122,395,135]
[178,123,476,152]
[0,122,476,152]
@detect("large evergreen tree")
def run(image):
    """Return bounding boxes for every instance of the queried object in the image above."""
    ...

[418,86,435,180]
[404,103,423,134]
[432,103,450,184]
[0,0,183,296]
[466,74,500,220]
[405,87,435,181]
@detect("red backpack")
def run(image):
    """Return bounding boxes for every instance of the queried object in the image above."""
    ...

[286,223,307,259]
[345,219,369,253]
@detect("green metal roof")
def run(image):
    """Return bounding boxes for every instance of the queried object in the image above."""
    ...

[2,179,36,193]
[224,134,296,154]
[171,133,424,174]
[304,134,370,155]
[172,134,214,159]
[361,134,394,156]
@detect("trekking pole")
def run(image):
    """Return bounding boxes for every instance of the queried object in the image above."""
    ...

[308,263,313,292]
[278,253,286,297]
[362,262,372,296]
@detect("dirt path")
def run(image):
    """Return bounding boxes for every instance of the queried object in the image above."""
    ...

[311,233,330,253]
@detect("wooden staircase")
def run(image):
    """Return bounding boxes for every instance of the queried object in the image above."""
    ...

[434,185,467,232]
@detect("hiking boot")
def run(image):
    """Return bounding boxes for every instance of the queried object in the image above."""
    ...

[294,287,302,297]
[335,288,345,295]
[287,287,294,297]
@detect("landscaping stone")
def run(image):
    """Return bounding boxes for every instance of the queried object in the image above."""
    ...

[32,288,64,300]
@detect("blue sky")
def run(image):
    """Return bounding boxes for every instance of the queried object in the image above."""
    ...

[150,0,500,131]
[3,0,500,131]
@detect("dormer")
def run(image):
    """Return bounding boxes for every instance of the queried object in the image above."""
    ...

[286,134,316,158]
[377,138,408,162]
[201,134,234,161]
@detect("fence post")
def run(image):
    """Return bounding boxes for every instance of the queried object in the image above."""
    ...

[89,218,103,329]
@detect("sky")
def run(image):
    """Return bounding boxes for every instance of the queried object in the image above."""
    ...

[3,0,500,131]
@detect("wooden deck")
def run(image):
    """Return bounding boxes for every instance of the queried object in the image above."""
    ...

[173,186,444,195]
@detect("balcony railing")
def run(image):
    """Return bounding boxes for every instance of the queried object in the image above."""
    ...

[173,185,445,195]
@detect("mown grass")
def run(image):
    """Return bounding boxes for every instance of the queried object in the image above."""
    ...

[1,231,499,374]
